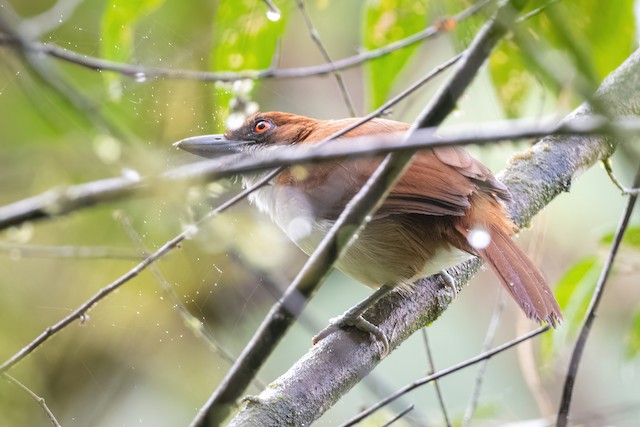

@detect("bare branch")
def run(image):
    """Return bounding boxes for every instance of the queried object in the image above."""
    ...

[2,373,62,427]
[603,158,640,195]
[0,1,489,82]
[381,404,415,427]
[114,212,247,380]
[295,0,357,116]
[0,172,274,374]
[421,329,451,427]
[340,327,549,427]
[461,291,506,427]
[556,166,640,426]
[4,113,636,233]
[0,242,141,260]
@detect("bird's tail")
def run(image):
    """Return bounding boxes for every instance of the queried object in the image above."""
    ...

[459,222,562,327]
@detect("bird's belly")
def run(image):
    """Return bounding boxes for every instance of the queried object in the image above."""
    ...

[247,183,472,289]
[285,216,471,289]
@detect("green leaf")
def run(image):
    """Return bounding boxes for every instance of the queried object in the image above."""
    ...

[541,0,636,82]
[489,39,535,118]
[601,226,640,249]
[489,0,635,116]
[210,0,289,129]
[101,0,165,100]
[625,310,640,359]
[440,0,490,52]
[541,256,600,360]
[362,0,429,110]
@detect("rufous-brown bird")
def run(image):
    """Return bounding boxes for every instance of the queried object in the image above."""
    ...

[176,112,562,355]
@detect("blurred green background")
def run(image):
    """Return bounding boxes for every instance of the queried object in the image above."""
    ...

[1,0,640,426]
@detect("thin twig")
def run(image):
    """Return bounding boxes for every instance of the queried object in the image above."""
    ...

[461,290,506,427]
[261,0,280,18]
[381,404,415,427]
[603,158,640,195]
[114,212,251,381]
[421,329,451,427]
[5,113,637,232]
[295,0,357,116]
[0,172,275,373]
[515,0,560,23]
[556,165,640,427]
[341,327,550,427]
[0,242,142,260]
[2,373,62,427]
[0,0,489,82]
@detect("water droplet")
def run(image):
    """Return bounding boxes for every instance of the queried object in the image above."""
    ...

[266,10,281,21]
[467,227,491,249]
[133,71,147,82]
[245,101,259,116]
[6,222,34,243]
[93,134,122,164]
[226,112,245,130]
[232,79,254,95]
[122,168,141,182]
[183,224,199,240]
[287,217,312,241]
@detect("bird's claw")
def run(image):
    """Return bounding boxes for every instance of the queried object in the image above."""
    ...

[312,314,390,359]
[440,270,458,300]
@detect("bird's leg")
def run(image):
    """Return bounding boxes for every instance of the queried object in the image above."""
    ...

[439,270,458,300]
[312,284,394,358]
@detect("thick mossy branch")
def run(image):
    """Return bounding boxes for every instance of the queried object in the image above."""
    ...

[227,48,640,427]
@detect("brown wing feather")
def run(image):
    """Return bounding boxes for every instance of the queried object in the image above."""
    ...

[279,116,511,220]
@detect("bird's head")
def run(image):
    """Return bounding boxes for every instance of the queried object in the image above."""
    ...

[175,112,319,158]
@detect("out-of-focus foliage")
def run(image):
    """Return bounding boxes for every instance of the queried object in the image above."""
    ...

[541,256,600,360]
[362,0,428,109]
[626,310,640,359]
[601,225,640,248]
[490,0,636,117]
[440,0,490,51]
[210,0,289,129]
[101,0,166,100]
[1,0,639,426]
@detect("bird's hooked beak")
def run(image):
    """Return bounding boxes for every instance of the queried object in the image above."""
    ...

[173,134,251,159]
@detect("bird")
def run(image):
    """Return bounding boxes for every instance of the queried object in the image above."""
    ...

[176,111,562,356]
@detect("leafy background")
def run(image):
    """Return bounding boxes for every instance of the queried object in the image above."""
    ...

[1,0,639,425]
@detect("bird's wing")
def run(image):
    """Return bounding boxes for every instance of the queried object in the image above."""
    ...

[377,146,511,217]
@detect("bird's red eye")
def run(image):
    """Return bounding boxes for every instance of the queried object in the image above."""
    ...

[254,120,271,133]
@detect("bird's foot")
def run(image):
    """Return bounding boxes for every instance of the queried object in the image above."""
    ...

[440,270,458,300]
[312,312,390,359]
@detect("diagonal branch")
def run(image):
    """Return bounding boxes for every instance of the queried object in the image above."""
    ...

[295,0,357,116]
[5,111,636,233]
[341,327,549,426]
